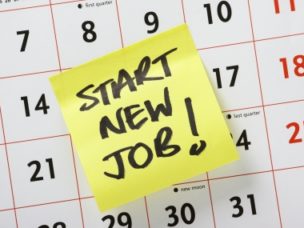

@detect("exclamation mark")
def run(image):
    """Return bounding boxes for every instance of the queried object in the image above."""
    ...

[185,98,207,156]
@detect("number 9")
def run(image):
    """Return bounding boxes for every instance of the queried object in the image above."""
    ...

[144,11,159,34]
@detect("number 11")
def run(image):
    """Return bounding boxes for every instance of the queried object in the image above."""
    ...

[274,0,296,14]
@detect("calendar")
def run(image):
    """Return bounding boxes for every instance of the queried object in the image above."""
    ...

[0,0,304,227]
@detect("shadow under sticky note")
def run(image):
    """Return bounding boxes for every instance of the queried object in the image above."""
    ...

[49,24,239,211]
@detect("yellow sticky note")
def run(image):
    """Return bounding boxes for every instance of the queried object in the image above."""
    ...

[50,24,238,211]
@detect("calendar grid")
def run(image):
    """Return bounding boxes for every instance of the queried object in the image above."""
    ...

[247,0,283,227]
[1,0,303,227]
[0,107,19,227]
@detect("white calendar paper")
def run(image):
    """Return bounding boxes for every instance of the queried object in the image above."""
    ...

[0,0,304,227]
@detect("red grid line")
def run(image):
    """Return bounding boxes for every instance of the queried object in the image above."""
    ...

[209,169,272,182]
[49,0,63,71]
[198,40,253,51]
[275,165,304,173]
[255,31,304,43]
[176,164,304,185]
[222,105,263,113]
[0,207,15,212]
[0,69,60,80]
[222,99,304,113]
[0,68,72,80]
[0,4,50,13]
[15,197,80,210]
[0,0,85,13]
[144,197,152,228]
[174,178,208,186]
[264,99,304,108]
[247,1,283,227]
[180,0,187,23]
[0,107,19,227]
[0,196,94,213]
[206,173,217,228]
[68,135,85,228]
[115,0,125,48]
[5,133,70,145]
[51,0,85,7]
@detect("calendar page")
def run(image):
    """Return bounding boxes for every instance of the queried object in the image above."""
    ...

[0,0,304,227]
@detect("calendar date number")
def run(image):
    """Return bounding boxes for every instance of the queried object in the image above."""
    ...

[28,158,55,182]
[38,222,65,228]
[166,203,195,226]
[102,212,132,228]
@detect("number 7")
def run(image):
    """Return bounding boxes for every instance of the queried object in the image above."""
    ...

[16,30,30,52]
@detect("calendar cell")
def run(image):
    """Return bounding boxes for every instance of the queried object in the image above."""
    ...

[256,36,304,105]
[250,0,304,40]
[118,0,184,46]
[0,72,68,142]
[265,101,304,169]
[200,43,261,111]
[0,7,59,77]
[183,0,252,49]
[0,210,16,228]
[209,108,271,179]
[0,146,13,210]
[82,197,149,228]
[276,168,304,227]
[52,0,122,68]
[147,182,214,228]
[210,173,280,228]
[8,136,78,207]
[17,201,83,228]
[0,0,48,11]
